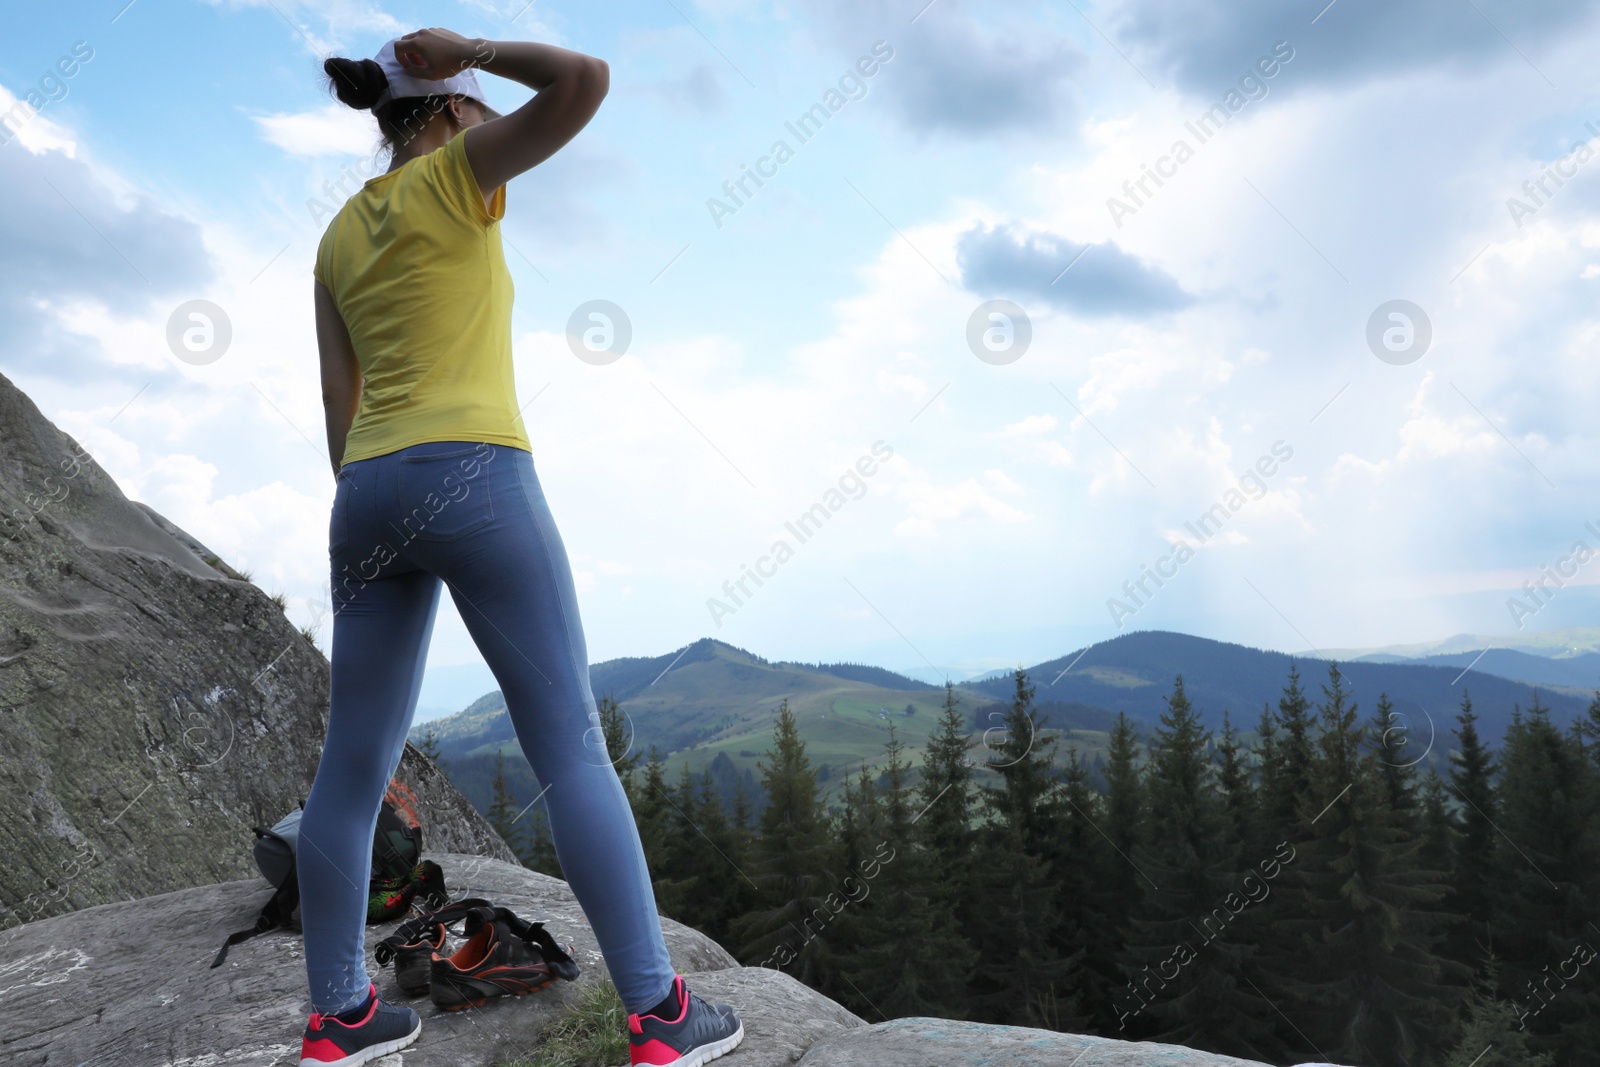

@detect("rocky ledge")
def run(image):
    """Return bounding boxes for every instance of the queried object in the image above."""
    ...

[1,852,1277,1067]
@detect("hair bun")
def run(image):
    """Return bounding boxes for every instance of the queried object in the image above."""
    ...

[324,56,387,110]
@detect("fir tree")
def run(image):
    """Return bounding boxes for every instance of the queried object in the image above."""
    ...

[597,692,641,799]
[1248,667,1321,1053]
[1575,688,1600,759]
[1446,689,1498,975]
[971,669,1072,1028]
[836,760,884,878]
[634,747,673,879]
[917,683,979,929]
[699,770,755,944]
[1049,746,1119,1031]
[1442,957,1555,1067]
[486,750,525,861]
[1260,665,1315,845]
[1118,677,1279,1059]
[1215,710,1257,847]
[1418,770,1457,897]
[986,669,1057,852]
[838,726,974,1019]
[657,767,747,945]
[1102,711,1147,936]
[733,700,837,989]
[652,764,704,924]
[824,759,884,1014]
[417,727,443,765]
[730,775,757,867]
[1491,697,1600,1061]
[523,804,561,878]
[1279,665,1463,1066]
[1373,693,1420,830]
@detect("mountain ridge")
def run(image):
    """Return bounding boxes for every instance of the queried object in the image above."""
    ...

[970,630,1589,747]
[413,630,1594,830]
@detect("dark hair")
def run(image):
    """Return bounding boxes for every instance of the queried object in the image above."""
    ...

[323,56,468,157]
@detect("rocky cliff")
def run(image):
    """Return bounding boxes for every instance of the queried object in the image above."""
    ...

[0,370,513,929]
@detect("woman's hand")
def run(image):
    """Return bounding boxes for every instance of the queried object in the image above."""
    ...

[392,28,486,80]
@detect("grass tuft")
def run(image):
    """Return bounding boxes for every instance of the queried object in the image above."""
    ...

[495,980,630,1067]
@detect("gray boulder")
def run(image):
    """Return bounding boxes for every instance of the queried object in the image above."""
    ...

[799,1017,1275,1066]
[0,852,864,1067]
[0,370,513,928]
[687,966,865,1067]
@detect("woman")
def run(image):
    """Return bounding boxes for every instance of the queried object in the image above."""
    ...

[299,28,744,1067]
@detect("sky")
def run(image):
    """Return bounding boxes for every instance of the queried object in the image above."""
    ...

[5,0,1600,711]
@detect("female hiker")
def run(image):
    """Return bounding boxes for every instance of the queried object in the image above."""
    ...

[298,28,743,1067]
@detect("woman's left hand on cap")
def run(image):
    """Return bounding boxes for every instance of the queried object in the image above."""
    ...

[393,28,479,80]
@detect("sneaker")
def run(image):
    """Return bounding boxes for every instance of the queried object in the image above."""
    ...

[628,975,745,1067]
[429,904,581,1011]
[391,922,447,997]
[298,984,421,1067]
[374,897,493,997]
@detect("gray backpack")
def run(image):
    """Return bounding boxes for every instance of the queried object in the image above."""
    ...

[210,801,425,967]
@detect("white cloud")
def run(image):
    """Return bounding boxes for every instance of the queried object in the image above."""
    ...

[253,104,379,158]
[891,470,1031,538]
[199,0,403,54]
[0,86,78,158]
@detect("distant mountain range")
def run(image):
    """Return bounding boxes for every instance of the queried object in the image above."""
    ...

[1346,648,1600,694]
[412,630,1596,822]
[966,631,1592,750]
[1315,628,1600,662]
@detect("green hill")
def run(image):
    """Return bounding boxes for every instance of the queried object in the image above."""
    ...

[411,639,1117,822]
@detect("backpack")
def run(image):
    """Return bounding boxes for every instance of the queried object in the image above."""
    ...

[210,795,445,968]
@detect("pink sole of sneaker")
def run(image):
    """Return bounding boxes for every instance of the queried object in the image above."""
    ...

[632,1021,745,1067]
[298,1016,421,1067]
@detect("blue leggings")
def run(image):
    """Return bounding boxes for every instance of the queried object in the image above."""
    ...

[297,440,674,1015]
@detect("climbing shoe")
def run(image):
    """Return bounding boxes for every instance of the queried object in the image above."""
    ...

[374,897,493,996]
[628,974,744,1067]
[298,983,421,1066]
[429,904,581,1011]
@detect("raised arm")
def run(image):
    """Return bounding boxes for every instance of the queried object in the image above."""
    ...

[390,29,610,197]
[315,281,361,478]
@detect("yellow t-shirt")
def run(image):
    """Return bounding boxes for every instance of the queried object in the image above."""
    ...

[314,129,530,466]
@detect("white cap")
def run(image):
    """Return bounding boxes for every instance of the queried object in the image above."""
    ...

[371,37,492,110]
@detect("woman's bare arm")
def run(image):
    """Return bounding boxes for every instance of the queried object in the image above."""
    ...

[315,281,361,478]
[390,29,609,196]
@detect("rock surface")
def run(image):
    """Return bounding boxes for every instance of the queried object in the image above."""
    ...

[0,370,513,928]
[798,1017,1274,1066]
[0,850,1285,1067]
[688,966,865,1067]
[0,852,857,1067]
